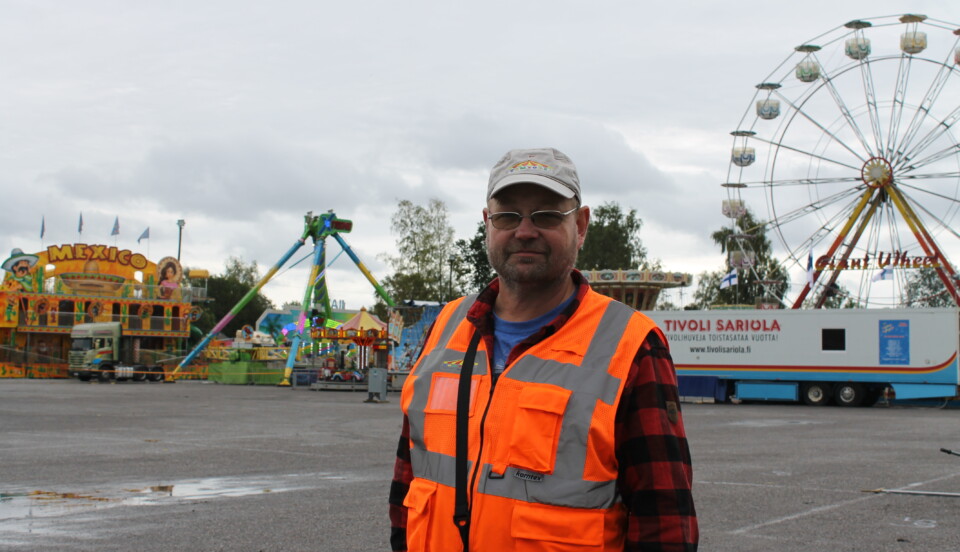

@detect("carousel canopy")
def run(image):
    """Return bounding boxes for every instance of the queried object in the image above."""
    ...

[339,307,386,332]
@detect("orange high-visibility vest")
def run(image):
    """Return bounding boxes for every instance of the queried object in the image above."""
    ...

[400,288,660,551]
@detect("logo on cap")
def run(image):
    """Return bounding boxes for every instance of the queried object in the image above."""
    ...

[509,160,552,174]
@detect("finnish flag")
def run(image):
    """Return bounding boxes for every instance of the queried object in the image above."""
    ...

[720,269,738,290]
[871,267,893,282]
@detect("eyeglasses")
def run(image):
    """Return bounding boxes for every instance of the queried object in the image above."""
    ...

[488,206,579,230]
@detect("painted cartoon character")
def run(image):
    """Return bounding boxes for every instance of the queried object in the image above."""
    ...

[2,248,39,292]
[157,257,182,299]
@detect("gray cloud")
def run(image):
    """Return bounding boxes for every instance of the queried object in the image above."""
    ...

[3,1,958,308]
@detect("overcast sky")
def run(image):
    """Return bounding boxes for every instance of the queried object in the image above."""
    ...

[3,1,958,310]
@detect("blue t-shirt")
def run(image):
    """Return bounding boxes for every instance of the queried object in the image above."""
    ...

[491,294,574,374]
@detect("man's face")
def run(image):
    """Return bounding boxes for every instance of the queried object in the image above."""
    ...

[12,260,30,277]
[484,183,588,287]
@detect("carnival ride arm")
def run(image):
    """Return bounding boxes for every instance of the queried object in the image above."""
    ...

[168,233,311,380]
[615,331,699,552]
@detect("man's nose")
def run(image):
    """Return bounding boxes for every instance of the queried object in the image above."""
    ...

[513,215,541,237]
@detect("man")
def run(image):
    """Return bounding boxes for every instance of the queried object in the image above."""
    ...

[389,148,697,551]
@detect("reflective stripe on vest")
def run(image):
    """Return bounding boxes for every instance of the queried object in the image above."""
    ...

[405,295,477,473]
[403,290,654,511]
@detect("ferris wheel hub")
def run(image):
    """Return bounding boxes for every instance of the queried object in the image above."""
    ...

[861,157,893,188]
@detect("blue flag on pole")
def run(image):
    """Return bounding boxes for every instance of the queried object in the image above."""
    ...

[111,217,120,236]
[806,250,814,286]
[40,216,45,239]
[871,267,893,282]
[720,269,738,290]
[138,227,150,243]
[78,212,84,234]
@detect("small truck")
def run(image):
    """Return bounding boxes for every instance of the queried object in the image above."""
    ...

[69,322,166,382]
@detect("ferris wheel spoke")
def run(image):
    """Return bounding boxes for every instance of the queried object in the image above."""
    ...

[773,91,868,163]
[898,170,960,183]
[814,58,877,156]
[890,53,960,165]
[769,186,864,227]
[897,180,960,209]
[884,54,914,160]
[882,202,906,259]
[784,202,865,262]
[856,60,886,155]
[754,135,863,172]
[897,103,960,169]
[899,139,960,173]
[764,176,861,188]
[896,186,960,241]
[848,208,884,306]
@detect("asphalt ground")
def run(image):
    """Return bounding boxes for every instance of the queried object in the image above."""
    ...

[1,379,958,551]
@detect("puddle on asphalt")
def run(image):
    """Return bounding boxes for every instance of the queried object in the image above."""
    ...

[0,472,353,523]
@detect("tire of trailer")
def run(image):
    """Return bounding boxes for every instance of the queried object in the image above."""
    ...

[132,365,147,382]
[800,382,832,406]
[834,383,865,407]
[146,366,164,382]
[98,365,114,382]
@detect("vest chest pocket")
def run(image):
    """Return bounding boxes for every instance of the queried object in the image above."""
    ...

[422,372,480,457]
[506,384,572,474]
[425,372,479,415]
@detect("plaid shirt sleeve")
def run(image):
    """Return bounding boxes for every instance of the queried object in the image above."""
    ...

[616,330,699,551]
[389,318,439,552]
[388,415,412,551]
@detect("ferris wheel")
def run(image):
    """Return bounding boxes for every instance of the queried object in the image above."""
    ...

[724,14,960,308]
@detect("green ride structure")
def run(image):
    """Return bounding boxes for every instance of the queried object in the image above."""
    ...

[167,211,395,385]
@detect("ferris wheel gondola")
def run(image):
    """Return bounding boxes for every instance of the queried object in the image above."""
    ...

[724,14,960,308]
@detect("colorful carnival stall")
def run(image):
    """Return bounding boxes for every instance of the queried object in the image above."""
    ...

[0,243,204,378]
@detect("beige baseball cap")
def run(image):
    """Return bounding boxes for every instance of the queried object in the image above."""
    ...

[487,147,581,203]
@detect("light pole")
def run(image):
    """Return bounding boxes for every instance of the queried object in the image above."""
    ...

[176,219,186,261]
[447,254,456,301]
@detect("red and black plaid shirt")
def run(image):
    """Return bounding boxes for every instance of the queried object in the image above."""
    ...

[389,271,698,551]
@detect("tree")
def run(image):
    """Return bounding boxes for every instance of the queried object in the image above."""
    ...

[814,282,858,309]
[456,222,495,293]
[905,267,958,307]
[577,202,652,270]
[191,257,274,338]
[691,209,788,309]
[379,199,457,303]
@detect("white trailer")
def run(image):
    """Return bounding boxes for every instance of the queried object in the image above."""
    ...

[646,308,960,406]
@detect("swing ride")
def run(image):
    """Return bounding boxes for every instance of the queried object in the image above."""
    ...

[166,211,395,384]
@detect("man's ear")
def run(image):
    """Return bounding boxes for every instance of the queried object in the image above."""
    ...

[576,206,590,248]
